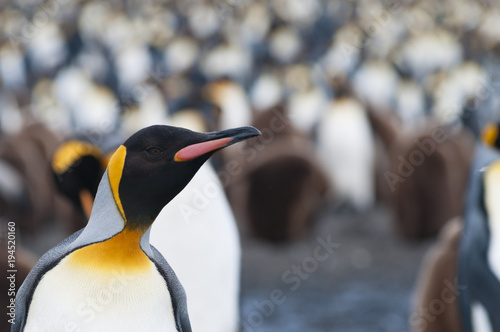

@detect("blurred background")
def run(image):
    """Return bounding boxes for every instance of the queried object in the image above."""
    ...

[1,0,500,331]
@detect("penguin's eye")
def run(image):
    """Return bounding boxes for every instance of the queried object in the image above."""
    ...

[145,147,163,157]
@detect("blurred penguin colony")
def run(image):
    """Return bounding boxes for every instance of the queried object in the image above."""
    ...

[2,0,500,330]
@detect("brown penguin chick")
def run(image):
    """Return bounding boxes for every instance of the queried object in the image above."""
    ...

[392,129,473,239]
[409,123,500,332]
[229,106,331,242]
[0,124,56,233]
[368,109,474,239]
[0,123,83,234]
[410,217,463,332]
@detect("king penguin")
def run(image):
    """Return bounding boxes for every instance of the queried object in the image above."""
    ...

[50,112,244,332]
[13,125,260,332]
[458,144,500,332]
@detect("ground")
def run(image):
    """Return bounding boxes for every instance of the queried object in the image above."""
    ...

[240,205,434,332]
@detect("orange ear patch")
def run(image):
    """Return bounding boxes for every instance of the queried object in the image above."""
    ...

[107,145,127,221]
[482,123,499,148]
[52,140,103,174]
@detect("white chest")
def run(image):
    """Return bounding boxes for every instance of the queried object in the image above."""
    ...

[23,256,178,332]
[488,220,500,282]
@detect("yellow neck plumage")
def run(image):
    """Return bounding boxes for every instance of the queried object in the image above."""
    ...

[67,227,152,273]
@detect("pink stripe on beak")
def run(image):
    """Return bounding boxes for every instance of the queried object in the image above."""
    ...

[174,137,233,162]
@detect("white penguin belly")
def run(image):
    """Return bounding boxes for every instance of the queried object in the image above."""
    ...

[488,236,500,282]
[151,164,240,332]
[318,105,375,210]
[471,302,493,332]
[23,256,178,332]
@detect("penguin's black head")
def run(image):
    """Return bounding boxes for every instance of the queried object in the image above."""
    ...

[110,125,261,229]
[52,140,105,216]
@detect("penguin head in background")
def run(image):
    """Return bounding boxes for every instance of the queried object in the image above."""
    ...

[482,122,500,150]
[106,125,261,230]
[52,140,105,218]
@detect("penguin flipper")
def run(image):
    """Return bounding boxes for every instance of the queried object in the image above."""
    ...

[12,229,84,332]
[149,245,192,332]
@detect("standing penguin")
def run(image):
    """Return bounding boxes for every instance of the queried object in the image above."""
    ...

[51,111,243,332]
[459,145,500,332]
[317,97,376,211]
[13,125,260,332]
